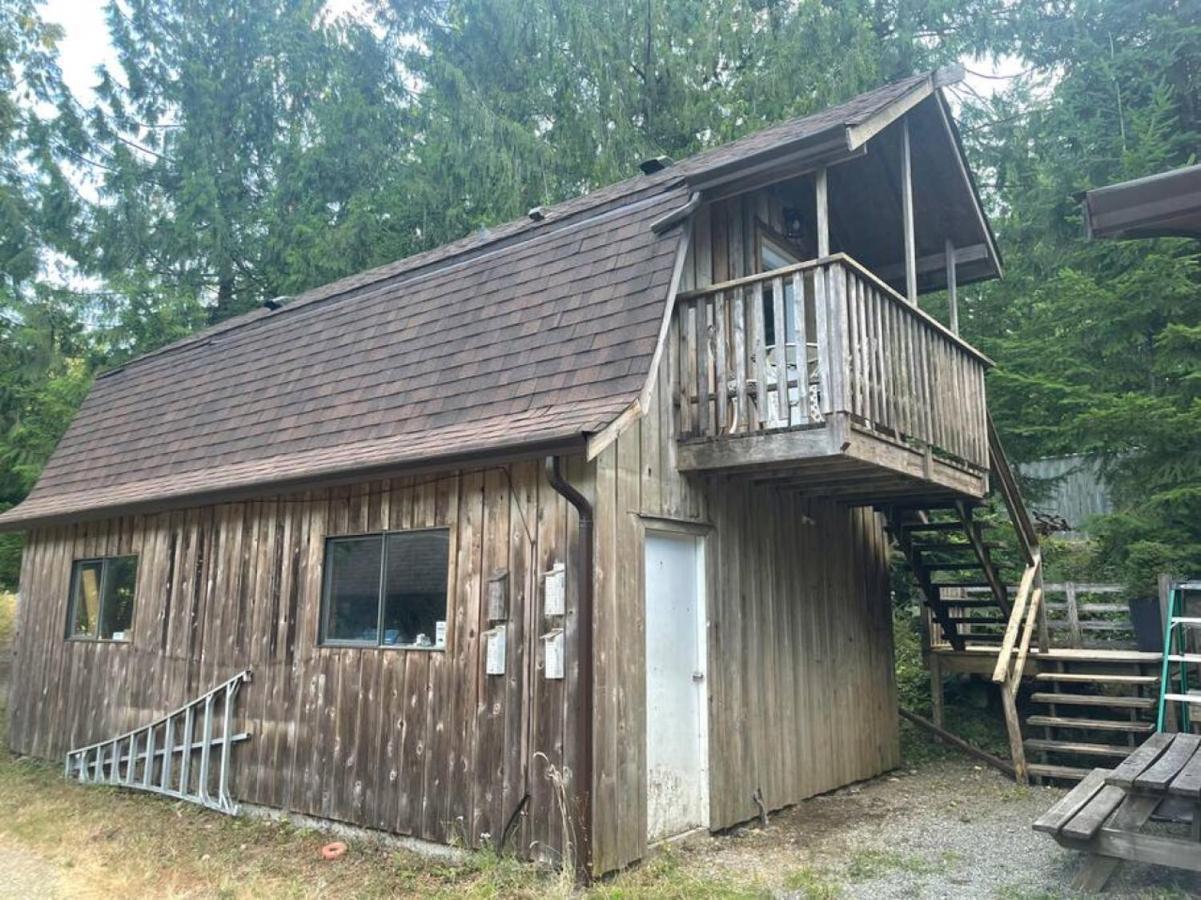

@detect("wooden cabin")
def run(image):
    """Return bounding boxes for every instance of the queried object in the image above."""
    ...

[1,68,1014,876]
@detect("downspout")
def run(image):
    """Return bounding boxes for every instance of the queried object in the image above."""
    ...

[544,455,594,881]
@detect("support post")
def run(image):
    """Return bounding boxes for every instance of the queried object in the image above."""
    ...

[815,166,830,258]
[901,118,917,306]
[945,238,959,334]
[930,653,944,728]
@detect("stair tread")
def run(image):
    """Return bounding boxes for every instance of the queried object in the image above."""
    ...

[1026,715,1155,733]
[913,541,1005,551]
[1171,617,1201,626]
[898,522,967,532]
[1027,763,1093,781]
[1030,692,1156,709]
[1162,693,1201,704]
[936,599,1003,608]
[1167,654,1201,663]
[1024,739,1135,758]
[1034,672,1159,685]
[934,581,994,588]
[945,617,1007,625]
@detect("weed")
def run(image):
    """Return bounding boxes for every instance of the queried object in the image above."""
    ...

[845,848,938,881]
[782,866,842,898]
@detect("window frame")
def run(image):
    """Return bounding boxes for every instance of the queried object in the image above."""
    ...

[65,555,139,643]
[319,527,450,652]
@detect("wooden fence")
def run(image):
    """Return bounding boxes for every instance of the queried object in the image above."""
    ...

[673,253,991,470]
[932,582,1138,650]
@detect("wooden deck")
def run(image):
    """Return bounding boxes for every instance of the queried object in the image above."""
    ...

[929,644,1163,677]
[673,255,991,504]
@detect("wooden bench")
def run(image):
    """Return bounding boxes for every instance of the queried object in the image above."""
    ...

[1033,732,1201,892]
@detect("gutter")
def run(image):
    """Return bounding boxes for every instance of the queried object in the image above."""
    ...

[544,455,594,881]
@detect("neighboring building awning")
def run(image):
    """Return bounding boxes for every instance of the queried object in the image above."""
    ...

[1081,164,1201,240]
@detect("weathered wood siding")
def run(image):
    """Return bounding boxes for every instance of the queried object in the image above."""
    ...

[8,461,586,862]
[587,293,899,873]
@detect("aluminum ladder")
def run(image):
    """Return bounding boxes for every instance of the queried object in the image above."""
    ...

[1157,583,1201,732]
[65,669,252,814]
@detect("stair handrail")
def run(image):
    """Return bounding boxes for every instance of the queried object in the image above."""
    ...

[986,416,1043,784]
[987,414,1040,565]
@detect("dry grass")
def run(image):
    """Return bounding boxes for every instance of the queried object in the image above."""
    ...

[0,702,762,898]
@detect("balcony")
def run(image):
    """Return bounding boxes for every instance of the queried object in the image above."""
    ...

[672,254,991,504]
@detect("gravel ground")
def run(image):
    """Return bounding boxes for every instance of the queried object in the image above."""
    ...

[670,756,1201,898]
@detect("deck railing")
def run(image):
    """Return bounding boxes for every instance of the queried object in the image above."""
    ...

[673,254,991,470]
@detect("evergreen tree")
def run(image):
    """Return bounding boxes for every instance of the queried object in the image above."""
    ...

[957,0,1201,590]
[73,0,418,326]
[0,0,89,584]
[381,0,1006,243]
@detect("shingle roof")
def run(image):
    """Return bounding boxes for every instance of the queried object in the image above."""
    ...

[0,71,940,529]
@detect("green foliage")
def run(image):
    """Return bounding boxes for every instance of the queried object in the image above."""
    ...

[957,0,1201,592]
[1,0,1199,599]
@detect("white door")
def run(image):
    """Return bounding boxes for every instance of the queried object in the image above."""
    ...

[645,530,708,841]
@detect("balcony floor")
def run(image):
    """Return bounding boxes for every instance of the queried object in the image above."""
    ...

[676,412,987,506]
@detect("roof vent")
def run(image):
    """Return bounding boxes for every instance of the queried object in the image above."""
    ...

[527,206,547,221]
[639,155,673,175]
[262,295,288,311]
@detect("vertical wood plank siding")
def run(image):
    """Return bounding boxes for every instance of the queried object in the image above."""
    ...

[8,463,581,863]
[587,301,899,873]
[13,188,898,877]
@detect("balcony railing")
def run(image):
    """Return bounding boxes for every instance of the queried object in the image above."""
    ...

[673,253,991,472]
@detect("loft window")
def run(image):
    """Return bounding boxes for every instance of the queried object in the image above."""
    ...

[320,529,450,650]
[66,556,138,641]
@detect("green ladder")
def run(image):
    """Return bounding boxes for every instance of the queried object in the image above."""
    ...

[1157,581,1201,732]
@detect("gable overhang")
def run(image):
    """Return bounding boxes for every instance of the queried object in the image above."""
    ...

[681,65,1002,293]
[1081,164,1201,240]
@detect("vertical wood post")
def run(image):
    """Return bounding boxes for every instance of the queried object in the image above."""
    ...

[929,653,944,728]
[815,167,830,258]
[1066,582,1082,649]
[901,118,917,307]
[945,238,959,334]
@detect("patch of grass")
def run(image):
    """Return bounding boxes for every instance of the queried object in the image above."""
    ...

[594,845,764,899]
[845,848,939,881]
[0,591,15,647]
[782,865,842,898]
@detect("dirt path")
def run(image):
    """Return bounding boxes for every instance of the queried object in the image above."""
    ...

[0,846,64,899]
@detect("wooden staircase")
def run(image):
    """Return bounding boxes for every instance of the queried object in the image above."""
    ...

[888,502,1019,652]
[1022,649,1163,781]
[898,415,1165,784]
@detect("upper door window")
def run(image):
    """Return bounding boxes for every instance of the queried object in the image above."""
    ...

[67,556,138,641]
[760,233,801,347]
[320,529,450,650]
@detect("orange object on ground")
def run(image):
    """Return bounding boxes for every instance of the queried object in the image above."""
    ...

[321,841,348,860]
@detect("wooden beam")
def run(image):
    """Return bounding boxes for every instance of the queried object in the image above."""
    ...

[815,167,830,257]
[946,238,959,335]
[872,242,989,284]
[901,117,917,306]
[898,707,1013,777]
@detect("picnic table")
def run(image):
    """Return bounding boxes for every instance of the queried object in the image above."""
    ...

[1034,731,1201,892]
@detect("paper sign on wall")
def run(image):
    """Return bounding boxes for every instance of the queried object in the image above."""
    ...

[544,562,566,616]
[485,625,507,676]
[542,628,565,680]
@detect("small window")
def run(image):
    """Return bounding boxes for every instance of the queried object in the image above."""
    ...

[67,556,138,641]
[321,529,449,650]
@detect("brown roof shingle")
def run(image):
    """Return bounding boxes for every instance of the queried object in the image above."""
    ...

[0,72,940,529]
